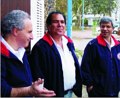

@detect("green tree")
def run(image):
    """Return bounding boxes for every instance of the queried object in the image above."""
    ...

[85,0,117,16]
[55,0,82,27]
[55,0,67,14]
[72,0,82,27]
[55,0,117,27]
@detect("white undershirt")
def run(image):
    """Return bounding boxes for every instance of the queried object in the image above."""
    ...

[51,36,76,91]
[104,37,115,51]
[1,36,25,63]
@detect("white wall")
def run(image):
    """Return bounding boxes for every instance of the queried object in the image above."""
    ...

[30,0,44,49]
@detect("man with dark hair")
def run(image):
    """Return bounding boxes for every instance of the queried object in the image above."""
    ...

[1,10,56,97]
[30,11,82,97]
[81,16,120,97]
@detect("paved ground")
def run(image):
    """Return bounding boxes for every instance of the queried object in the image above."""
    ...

[72,30,98,51]
[72,29,96,39]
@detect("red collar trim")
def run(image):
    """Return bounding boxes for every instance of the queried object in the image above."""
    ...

[0,42,10,57]
[112,35,120,45]
[42,32,73,46]
[63,35,73,43]
[42,33,53,46]
[97,34,120,46]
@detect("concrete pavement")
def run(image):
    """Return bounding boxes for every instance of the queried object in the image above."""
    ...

[72,29,96,40]
[72,29,120,40]
[72,30,95,51]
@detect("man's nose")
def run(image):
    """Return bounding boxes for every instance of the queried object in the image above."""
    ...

[58,21,62,26]
[103,27,107,30]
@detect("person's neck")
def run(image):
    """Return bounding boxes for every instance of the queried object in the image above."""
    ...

[104,36,111,45]
[52,35,63,48]
[5,36,19,51]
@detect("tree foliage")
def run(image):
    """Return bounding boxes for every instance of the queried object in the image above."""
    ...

[84,0,117,16]
[55,0,117,15]
[55,0,117,27]
[55,0,67,14]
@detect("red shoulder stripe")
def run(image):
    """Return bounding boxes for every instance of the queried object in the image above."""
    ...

[0,42,10,57]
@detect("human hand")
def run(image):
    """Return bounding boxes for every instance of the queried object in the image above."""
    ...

[29,78,56,97]
[36,87,56,97]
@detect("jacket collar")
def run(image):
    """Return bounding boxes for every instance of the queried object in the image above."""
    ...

[42,32,73,46]
[97,34,120,46]
[0,42,10,57]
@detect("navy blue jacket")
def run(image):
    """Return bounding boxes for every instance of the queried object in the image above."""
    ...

[1,42,32,97]
[81,34,120,96]
[29,33,82,97]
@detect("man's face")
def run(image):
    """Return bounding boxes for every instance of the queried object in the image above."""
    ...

[100,22,114,38]
[16,19,33,48]
[48,14,66,37]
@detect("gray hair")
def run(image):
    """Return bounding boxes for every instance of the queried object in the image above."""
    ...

[99,16,114,28]
[1,10,30,38]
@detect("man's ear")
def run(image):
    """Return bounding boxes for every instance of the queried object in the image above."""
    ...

[12,27,19,36]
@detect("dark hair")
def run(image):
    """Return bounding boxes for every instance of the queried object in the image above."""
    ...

[46,11,66,26]
[99,16,114,28]
[1,10,30,38]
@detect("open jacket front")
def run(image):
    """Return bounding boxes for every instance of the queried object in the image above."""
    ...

[30,33,82,97]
